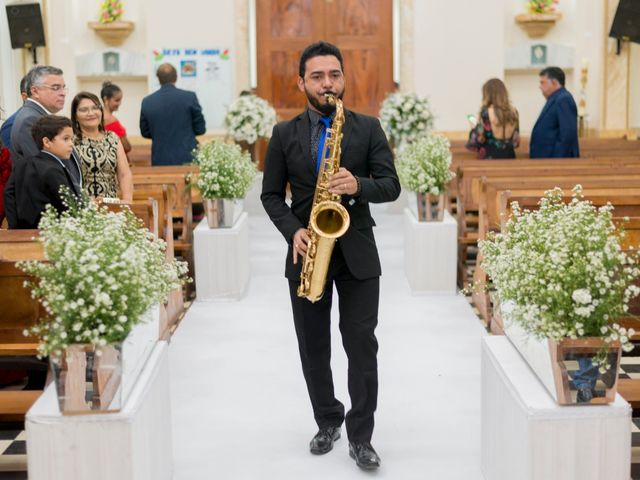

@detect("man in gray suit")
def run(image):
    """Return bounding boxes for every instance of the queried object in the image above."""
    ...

[4,66,75,228]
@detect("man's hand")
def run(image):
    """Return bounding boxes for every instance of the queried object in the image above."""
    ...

[328,167,358,195]
[292,228,311,265]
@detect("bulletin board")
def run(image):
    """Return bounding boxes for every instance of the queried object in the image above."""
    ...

[149,47,233,130]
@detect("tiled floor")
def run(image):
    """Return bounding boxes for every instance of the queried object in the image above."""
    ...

[0,427,26,479]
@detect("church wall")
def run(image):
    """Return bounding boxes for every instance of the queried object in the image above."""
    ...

[407,0,606,136]
[0,0,631,140]
[630,43,640,129]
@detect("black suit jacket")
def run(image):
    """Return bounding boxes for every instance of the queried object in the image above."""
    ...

[12,151,82,229]
[140,84,206,166]
[4,100,48,227]
[261,108,401,280]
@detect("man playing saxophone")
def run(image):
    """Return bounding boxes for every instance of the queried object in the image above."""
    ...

[261,41,400,470]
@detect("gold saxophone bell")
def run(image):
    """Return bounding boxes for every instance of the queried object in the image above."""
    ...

[297,95,350,303]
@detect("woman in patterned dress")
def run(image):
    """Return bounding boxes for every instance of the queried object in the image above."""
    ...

[466,78,520,159]
[71,92,132,201]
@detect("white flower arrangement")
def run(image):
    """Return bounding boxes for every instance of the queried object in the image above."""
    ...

[19,195,189,357]
[379,91,434,149]
[396,135,455,196]
[479,186,640,366]
[192,140,257,199]
[224,94,277,145]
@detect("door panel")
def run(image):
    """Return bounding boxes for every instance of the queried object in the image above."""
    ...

[257,0,393,119]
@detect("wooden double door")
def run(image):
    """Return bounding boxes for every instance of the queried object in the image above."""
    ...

[256,0,394,120]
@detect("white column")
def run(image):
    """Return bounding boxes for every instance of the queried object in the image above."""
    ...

[26,341,173,480]
[403,208,457,294]
[194,212,250,300]
[481,336,631,480]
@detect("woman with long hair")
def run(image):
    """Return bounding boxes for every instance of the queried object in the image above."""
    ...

[101,81,132,153]
[71,91,133,201]
[466,78,520,159]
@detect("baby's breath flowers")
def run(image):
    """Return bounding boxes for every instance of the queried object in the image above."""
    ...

[396,135,455,196]
[20,193,189,357]
[379,92,434,150]
[192,140,257,199]
[480,186,640,367]
[224,94,277,145]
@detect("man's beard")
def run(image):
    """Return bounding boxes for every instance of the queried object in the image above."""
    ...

[305,87,345,115]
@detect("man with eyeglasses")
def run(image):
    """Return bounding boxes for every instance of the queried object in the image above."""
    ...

[4,65,81,229]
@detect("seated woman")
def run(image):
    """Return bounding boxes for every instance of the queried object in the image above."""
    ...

[101,81,132,154]
[71,92,133,202]
[466,78,520,159]
[12,115,82,229]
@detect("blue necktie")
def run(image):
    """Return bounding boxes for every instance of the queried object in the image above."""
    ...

[316,116,332,174]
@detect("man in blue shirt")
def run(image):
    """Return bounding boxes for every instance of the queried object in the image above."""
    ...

[0,75,30,150]
[530,67,580,158]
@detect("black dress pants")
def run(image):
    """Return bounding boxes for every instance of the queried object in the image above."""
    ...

[288,244,379,443]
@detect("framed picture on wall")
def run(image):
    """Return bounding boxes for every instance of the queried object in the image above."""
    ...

[103,51,120,73]
[531,44,547,66]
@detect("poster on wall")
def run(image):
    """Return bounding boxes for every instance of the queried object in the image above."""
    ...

[150,47,233,130]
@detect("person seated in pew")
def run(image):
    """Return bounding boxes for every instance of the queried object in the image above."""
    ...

[466,78,520,159]
[71,92,133,202]
[11,115,82,229]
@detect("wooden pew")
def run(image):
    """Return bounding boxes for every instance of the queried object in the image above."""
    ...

[454,158,640,285]
[471,184,640,330]
[132,186,186,336]
[0,230,46,421]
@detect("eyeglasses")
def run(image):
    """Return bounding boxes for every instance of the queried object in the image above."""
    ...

[77,105,102,114]
[36,84,68,93]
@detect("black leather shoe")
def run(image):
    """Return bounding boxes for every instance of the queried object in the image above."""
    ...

[349,442,381,470]
[309,426,341,455]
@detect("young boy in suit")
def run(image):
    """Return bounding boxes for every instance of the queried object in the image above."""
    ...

[12,115,82,228]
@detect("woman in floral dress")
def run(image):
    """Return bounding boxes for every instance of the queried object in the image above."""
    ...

[466,78,520,159]
[71,92,132,201]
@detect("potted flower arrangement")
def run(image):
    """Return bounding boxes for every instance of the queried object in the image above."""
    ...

[88,0,135,46]
[192,140,257,228]
[379,91,434,152]
[19,196,189,413]
[515,0,561,38]
[396,135,455,221]
[224,93,277,164]
[479,186,639,404]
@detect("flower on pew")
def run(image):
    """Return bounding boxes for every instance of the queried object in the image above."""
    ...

[479,185,639,368]
[192,140,257,199]
[527,0,559,14]
[224,93,277,145]
[379,91,434,151]
[18,190,189,358]
[396,134,455,196]
[99,0,124,24]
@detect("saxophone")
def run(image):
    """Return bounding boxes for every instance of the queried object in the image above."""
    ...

[297,95,350,302]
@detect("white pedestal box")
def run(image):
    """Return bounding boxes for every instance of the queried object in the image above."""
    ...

[26,341,172,480]
[193,213,250,300]
[403,208,457,294]
[481,336,631,480]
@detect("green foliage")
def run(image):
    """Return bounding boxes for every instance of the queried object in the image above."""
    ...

[192,140,257,199]
[20,192,189,357]
[396,135,455,195]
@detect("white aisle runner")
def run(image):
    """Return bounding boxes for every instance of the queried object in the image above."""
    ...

[170,204,486,479]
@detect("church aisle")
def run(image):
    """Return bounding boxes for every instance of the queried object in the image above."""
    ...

[169,207,487,479]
